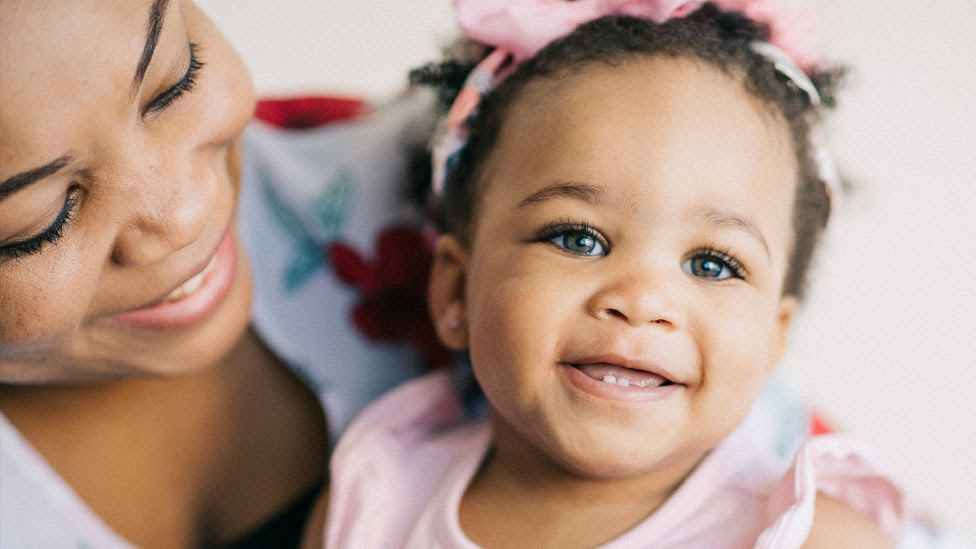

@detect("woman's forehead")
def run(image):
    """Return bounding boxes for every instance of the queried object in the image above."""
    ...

[0,0,153,60]
[0,0,163,175]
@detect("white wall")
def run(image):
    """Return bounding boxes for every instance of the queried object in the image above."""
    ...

[198,0,976,537]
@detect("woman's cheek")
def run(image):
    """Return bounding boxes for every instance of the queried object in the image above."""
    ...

[0,252,97,349]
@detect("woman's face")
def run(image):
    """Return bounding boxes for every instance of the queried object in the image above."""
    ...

[0,0,256,382]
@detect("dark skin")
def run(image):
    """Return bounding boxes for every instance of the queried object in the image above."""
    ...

[0,1,328,546]
[0,329,329,547]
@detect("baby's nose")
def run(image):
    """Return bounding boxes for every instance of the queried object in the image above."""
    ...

[586,268,681,329]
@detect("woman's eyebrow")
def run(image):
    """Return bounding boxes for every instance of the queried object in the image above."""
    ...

[0,155,73,201]
[132,0,172,90]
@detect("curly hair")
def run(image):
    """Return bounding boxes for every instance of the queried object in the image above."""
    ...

[410,3,844,299]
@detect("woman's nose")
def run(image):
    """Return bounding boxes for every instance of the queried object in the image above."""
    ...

[110,167,213,267]
[586,265,682,329]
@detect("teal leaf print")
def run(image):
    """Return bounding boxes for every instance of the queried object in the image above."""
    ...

[258,165,354,292]
[315,170,354,237]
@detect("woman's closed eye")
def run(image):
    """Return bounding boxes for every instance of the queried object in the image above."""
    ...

[0,187,81,261]
[0,42,205,263]
[682,247,747,281]
[536,221,609,256]
[143,41,204,116]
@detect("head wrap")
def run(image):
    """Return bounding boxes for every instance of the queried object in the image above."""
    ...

[431,0,839,206]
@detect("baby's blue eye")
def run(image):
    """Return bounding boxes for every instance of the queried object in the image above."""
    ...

[682,251,744,280]
[551,231,606,256]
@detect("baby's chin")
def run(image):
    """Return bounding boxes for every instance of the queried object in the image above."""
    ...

[532,428,701,483]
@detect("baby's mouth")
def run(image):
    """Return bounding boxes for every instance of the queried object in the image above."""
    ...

[571,363,674,389]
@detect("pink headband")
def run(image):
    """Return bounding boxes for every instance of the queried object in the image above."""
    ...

[431,0,839,205]
[456,0,818,70]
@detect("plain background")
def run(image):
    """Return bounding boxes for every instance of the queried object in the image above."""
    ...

[197,0,976,538]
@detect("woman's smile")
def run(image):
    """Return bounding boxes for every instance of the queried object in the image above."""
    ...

[98,227,239,331]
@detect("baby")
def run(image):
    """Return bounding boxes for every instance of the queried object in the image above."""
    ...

[316,1,912,547]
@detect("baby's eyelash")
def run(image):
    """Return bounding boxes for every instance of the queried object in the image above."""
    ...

[533,220,610,257]
[0,187,80,261]
[534,220,606,243]
[692,245,748,279]
[144,42,204,116]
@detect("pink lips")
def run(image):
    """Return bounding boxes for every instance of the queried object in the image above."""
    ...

[100,230,238,331]
[560,354,683,403]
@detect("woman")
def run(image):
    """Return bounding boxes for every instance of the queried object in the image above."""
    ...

[0,0,432,546]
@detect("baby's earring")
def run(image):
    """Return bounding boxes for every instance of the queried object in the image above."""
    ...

[437,303,468,349]
[447,316,462,331]
[442,303,465,332]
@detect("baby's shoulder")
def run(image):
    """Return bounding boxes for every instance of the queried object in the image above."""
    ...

[754,434,908,548]
[324,370,491,547]
[802,493,892,548]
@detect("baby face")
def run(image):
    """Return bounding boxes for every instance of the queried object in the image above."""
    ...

[433,56,799,480]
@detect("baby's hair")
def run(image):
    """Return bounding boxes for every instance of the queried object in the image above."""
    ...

[410,3,844,299]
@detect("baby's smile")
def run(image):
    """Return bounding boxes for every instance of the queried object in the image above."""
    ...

[579,365,670,389]
[560,354,685,404]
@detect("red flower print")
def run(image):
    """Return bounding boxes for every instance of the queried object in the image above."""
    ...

[255,96,367,129]
[327,224,452,370]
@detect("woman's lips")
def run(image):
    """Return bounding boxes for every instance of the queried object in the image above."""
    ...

[99,230,238,331]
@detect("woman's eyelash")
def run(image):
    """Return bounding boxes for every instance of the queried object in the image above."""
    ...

[144,42,204,116]
[0,187,81,261]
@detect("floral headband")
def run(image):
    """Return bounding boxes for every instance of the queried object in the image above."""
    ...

[430,0,840,209]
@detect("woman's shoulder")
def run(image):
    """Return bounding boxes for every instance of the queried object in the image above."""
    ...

[0,412,136,548]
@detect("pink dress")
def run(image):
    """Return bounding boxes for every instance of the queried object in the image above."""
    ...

[324,371,909,548]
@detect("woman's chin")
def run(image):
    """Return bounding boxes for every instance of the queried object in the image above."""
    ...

[108,240,255,380]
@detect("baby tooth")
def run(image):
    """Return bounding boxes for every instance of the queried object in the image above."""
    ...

[618,378,630,387]
[602,375,617,385]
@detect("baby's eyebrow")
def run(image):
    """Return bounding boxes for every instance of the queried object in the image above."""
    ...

[518,181,608,208]
[695,207,770,258]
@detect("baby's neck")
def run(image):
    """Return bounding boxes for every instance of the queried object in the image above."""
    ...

[458,418,700,548]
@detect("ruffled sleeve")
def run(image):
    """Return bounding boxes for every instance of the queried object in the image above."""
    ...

[755,434,909,548]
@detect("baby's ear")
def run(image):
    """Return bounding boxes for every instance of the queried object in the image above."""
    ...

[769,295,798,371]
[428,235,469,350]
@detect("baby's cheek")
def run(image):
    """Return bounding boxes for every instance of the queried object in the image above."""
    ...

[469,277,552,385]
[698,325,772,412]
